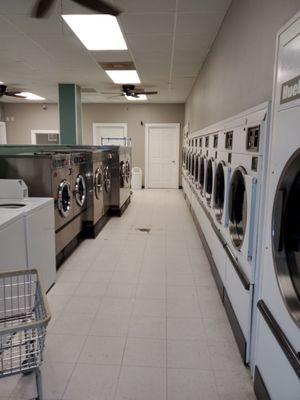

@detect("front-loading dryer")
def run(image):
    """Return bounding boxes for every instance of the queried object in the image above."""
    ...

[223,109,270,365]
[253,14,300,400]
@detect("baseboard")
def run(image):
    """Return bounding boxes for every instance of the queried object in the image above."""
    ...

[109,196,131,217]
[190,206,224,301]
[83,213,111,239]
[223,288,247,364]
[253,366,271,400]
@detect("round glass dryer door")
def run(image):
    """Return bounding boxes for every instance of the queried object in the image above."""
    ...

[272,149,300,326]
[57,180,72,218]
[75,174,86,207]
[205,159,213,205]
[195,155,200,183]
[104,166,111,193]
[214,161,225,222]
[125,161,130,183]
[228,167,247,249]
[94,167,103,199]
[199,157,206,195]
[120,161,125,188]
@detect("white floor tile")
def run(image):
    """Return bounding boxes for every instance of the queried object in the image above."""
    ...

[167,340,212,369]
[62,364,120,400]
[123,338,166,367]
[167,368,219,400]
[115,366,166,400]
[78,336,126,365]
[128,316,166,339]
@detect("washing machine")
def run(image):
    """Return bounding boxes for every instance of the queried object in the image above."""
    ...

[0,197,56,292]
[205,136,217,210]
[0,152,79,260]
[198,136,208,199]
[101,149,113,214]
[253,14,300,400]
[101,145,131,215]
[223,106,270,365]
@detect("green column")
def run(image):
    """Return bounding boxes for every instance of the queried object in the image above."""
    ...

[58,84,82,144]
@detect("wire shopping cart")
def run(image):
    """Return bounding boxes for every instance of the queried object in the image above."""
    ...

[0,269,51,400]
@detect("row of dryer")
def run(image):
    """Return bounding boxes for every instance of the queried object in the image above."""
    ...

[182,103,270,368]
[0,144,132,265]
[182,12,300,400]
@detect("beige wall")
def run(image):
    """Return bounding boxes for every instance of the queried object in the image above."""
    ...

[3,102,184,185]
[185,0,300,132]
[4,103,59,143]
[82,103,184,183]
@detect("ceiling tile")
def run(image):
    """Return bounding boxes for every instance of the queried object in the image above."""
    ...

[175,34,211,52]
[120,13,174,35]
[115,0,176,13]
[92,51,132,63]
[126,34,173,52]
[4,14,68,36]
[176,12,224,36]
[178,0,231,14]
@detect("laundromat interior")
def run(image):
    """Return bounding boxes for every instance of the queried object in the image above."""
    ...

[0,1,300,399]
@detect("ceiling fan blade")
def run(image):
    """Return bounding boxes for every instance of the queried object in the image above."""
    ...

[107,94,123,99]
[5,92,26,98]
[73,0,121,16]
[31,0,56,18]
[143,91,158,95]
[101,92,120,94]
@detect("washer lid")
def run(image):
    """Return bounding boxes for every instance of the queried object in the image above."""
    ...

[272,149,300,326]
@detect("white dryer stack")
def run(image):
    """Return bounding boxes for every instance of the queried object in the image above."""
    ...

[0,180,56,291]
[253,13,300,400]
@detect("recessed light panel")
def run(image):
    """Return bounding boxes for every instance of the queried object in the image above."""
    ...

[62,15,127,50]
[106,70,140,84]
[16,92,45,101]
[125,94,147,101]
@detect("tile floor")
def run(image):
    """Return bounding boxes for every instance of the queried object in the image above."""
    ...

[1,189,256,400]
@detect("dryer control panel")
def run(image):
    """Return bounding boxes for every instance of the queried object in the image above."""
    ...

[246,126,260,152]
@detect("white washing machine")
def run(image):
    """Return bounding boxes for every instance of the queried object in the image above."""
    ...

[0,197,56,291]
[0,210,27,272]
[224,106,271,364]
[253,13,300,400]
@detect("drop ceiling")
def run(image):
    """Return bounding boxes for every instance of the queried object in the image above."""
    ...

[0,0,231,103]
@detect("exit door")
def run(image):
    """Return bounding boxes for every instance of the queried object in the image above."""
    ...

[145,123,180,189]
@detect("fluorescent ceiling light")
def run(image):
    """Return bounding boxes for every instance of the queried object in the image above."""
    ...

[125,94,147,101]
[16,92,45,101]
[106,70,140,84]
[0,81,3,85]
[62,15,127,50]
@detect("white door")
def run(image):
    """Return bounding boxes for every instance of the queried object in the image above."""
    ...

[0,122,7,144]
[146,123,180,189]
[93,123,127,146]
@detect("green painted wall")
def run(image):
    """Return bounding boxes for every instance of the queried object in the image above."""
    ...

[58,84,82,144]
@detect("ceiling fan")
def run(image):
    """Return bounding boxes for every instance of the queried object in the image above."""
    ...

[102,85,158,98]
[0,85,25,99]
[31,0,121,18]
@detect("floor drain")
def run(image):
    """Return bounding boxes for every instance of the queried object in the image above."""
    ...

[137,228,151,233]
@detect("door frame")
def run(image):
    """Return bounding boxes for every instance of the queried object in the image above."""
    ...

[31,129,60,144]
[145,123,180,189]
[92,122,127,145]
[0,121,7,144]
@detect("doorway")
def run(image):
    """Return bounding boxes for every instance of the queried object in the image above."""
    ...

[0,122,7,144]
[31,130,60,144]
[145,123,180,189]
[93,123,127,146]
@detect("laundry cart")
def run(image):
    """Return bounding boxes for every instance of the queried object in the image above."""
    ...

[0,269,51,400]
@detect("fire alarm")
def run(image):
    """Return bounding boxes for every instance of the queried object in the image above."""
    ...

[42,104,47,110]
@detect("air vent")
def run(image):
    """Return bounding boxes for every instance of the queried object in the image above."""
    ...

[98,61,135,71]
[81,88,97,93]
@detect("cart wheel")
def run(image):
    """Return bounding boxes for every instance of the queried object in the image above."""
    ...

[21,358,35,375]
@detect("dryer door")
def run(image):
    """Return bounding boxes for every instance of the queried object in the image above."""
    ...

[120,161,125,188]
[272,149,300,326]
[104,166,111,193]
[194,155,200,185]
[228,167,257,254]
[94,167,103,199]
[199,156,206,197]
[125,160,130,184]
[75,174,86,207]
[214,161,226,222]
[57,179,72,218]
[205,158,215,206]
